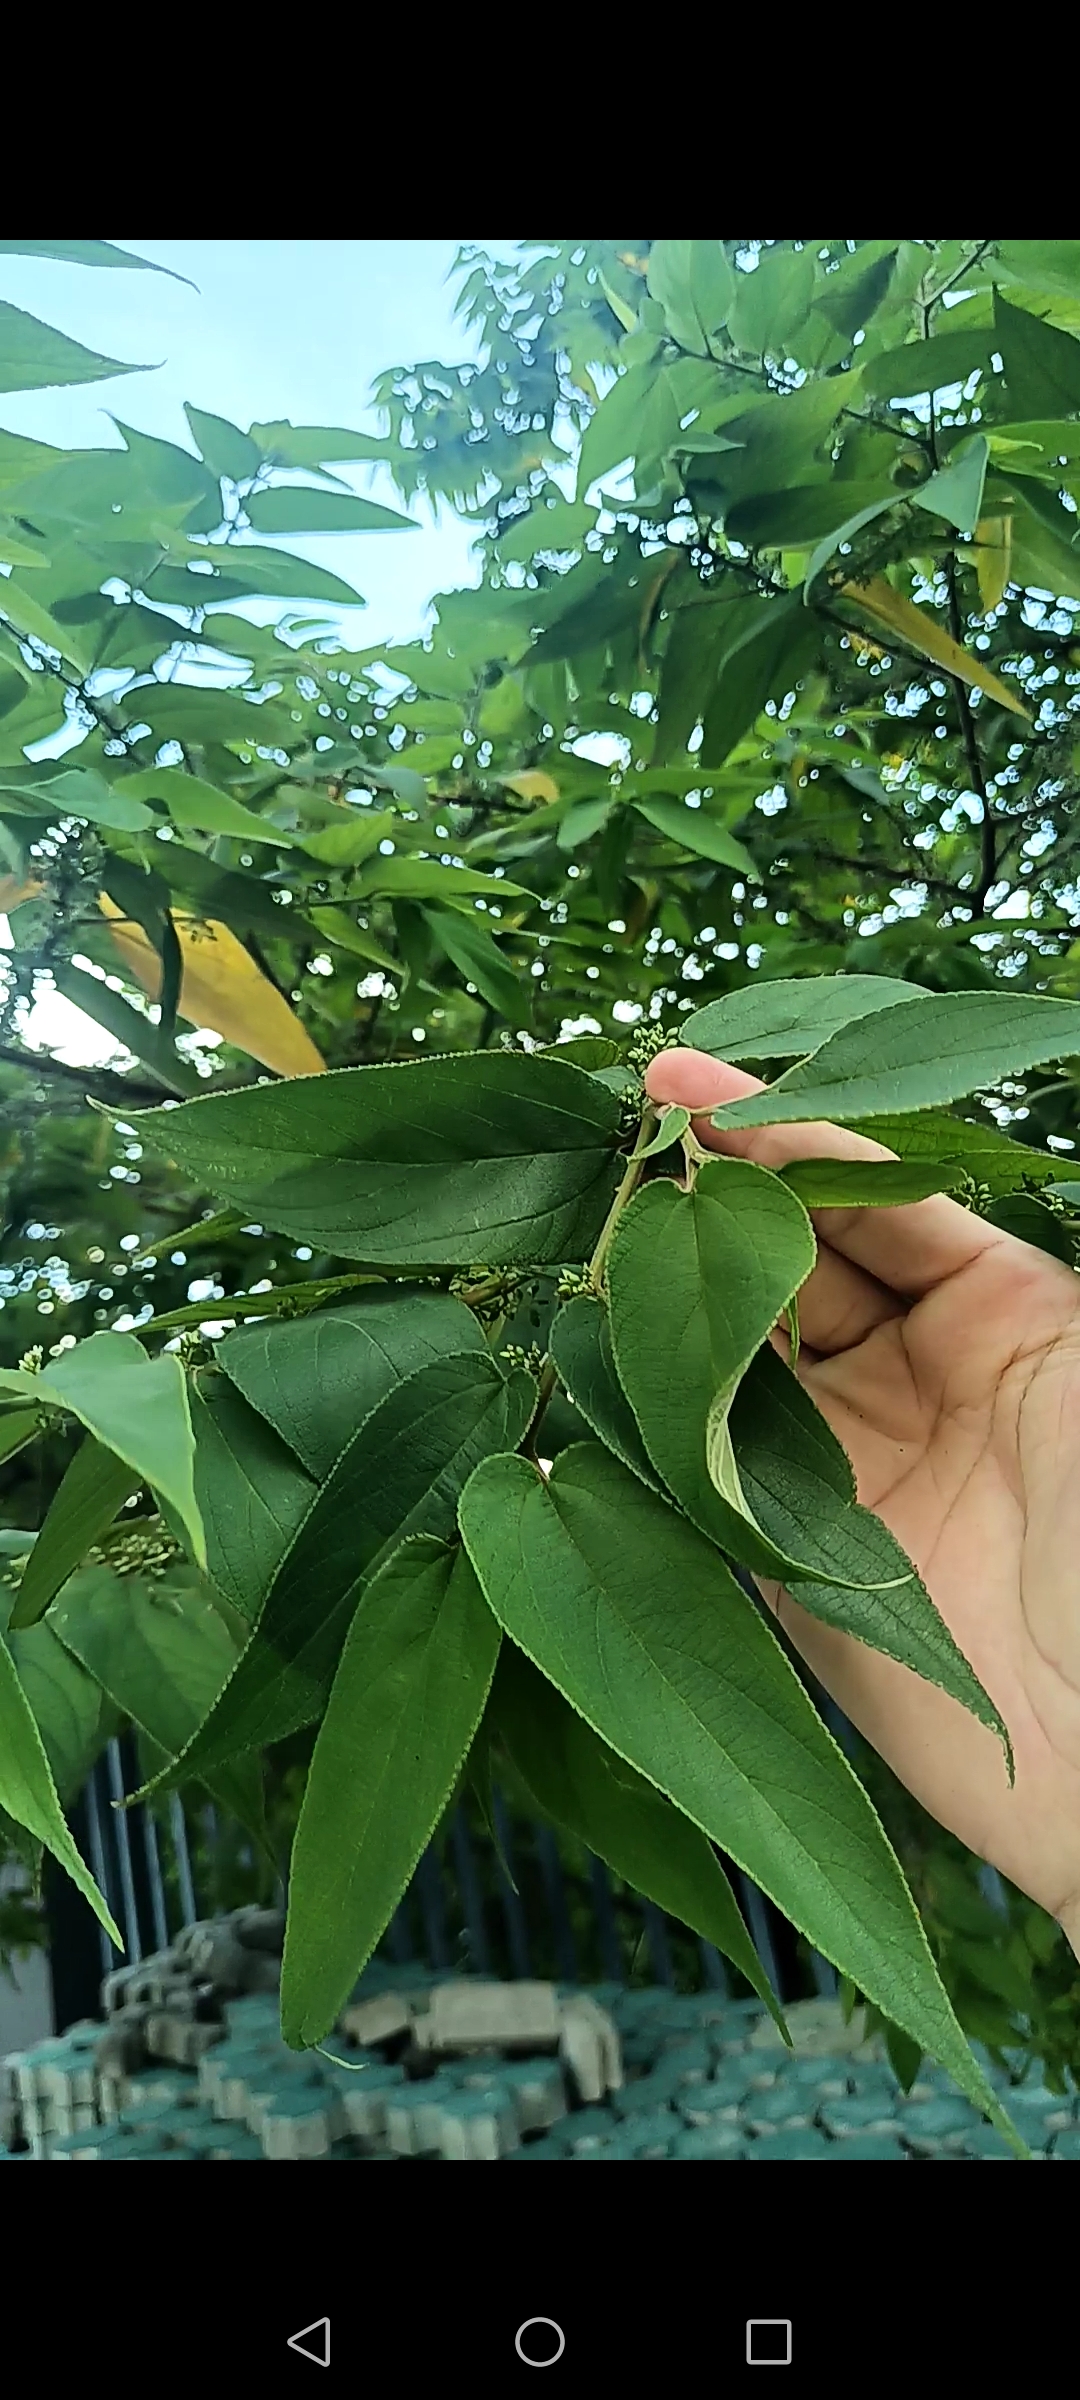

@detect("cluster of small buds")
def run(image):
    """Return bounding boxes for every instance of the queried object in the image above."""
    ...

[499,1343,545,1379]
[17,1345,43,1374]
[90,1519,182,1580]
[953,1172,995,1215]
[626,1021,672,1075]
[555,1266,595,1301]
[450,1267,527,1326]
[175,1330,214,1366]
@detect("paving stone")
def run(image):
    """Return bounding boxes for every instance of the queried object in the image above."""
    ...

[261,2091,338,2159]
[745,2090,815,2136]
[437,2088,521,2160]
[622,2107,678,2156]
[824,2136,908,2160]
[963,2128,1019,2160]
[671,2124,745,2159]
[679,2084,745,2130]
[819,2098,907,2140]
[748,2130,834,2160]
[898,2099,982,2155]
[1049,2129,1080,2160]
[339,2063,407,2142]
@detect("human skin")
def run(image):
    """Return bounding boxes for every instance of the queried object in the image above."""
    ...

[645,1045,1080,1959]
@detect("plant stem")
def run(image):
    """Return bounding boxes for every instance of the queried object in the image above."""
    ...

[523,1104,660,1466]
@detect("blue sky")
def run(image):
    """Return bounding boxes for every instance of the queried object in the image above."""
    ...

[0,239,515,646]
[1,241,519,1062]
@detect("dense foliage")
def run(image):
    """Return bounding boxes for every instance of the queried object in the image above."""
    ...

[3,238,1080,2112]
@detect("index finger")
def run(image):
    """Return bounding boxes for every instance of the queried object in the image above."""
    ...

[645,1047,1003,1299]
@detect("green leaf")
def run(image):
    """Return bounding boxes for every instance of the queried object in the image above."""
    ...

[606,1161,848,1588]
[778,1158,966,1206]
[184,405,261,483]
[1,1585,118,1806]
[492,1643,784,2026]
[299,811,395,867]
[729,248,815,357]
[575,363,664,499]
[912,434,989,533]
[190,1372,316,1624]
[981,1190,1078,1265]
[306,908,398,973]
[244,487,416,536]
[859,331,997,401]
[0,1333,205,1569]
[651,596,751,764]
[114,765,300,846]
[353,857,530,906]
[0,240,192,282]
[633,1105,691,1159]
[0,1622,120,1945]
[132,1050,623,1269]
[50,1559,260,1832]
[725,482,896,550]
[646,240,735,355]
[995,293,1080,420]
[420,904,531,1028]
[8,1436,137,1630]
[0,298,152,395]
[0,1411,41,1469]
[248,421,396,470]
[215,1288,486,1482]
[707,991,1080,1130]
[456,1445,1016,2139]
[147,544,366,608]
[630,795,759,878]
[700,598,820,767]
[281,1539,500,2045]
[0,766,154,832]
[549,1296,662,1492]
[729,1342,1012,1762]
[139,1355,534,1786]
[49,962,202,1098]
[855,1108,1063,1197]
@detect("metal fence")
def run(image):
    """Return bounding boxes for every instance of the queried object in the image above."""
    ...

[44,1721,842,2033]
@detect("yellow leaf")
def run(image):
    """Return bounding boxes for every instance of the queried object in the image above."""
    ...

[0,875,45,913]
[972,516,1013,616]
[502,771,561,805]
[839,575,1030,719]
[97,895,326,1079]
[843,627,889,664]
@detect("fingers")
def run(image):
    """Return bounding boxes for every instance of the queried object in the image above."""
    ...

[646,1047,1003,1302]
[646,1048,905,1354]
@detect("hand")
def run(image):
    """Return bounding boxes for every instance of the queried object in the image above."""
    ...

[645,1046,1080,1955]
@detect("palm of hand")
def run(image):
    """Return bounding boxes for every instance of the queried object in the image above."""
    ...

[645,1045,1080,1952]
[789,1235,1080,1940]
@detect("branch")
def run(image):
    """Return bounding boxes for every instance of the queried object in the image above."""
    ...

[944,555,996,911]
[0,1043,167,1107]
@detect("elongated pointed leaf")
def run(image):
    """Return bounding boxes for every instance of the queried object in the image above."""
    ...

[132,1050,623,1269]
[729,1342,1011,1762]
[456,1445,1018,2140]
[708,991,1080,1130]
[608,1162,847,1586]
[631,795,759,878]
[115,765,301,846]
[683,973,928,1061]
[0,298,152,395]
[190,1373,316,1624]
[0,1411,41,1469]
[139,1355,534,1790]
[779,1158,966,1207]
[9,1436,137,1628]
[281,1540,500,2045]
[700,598,820,766]
[2,1585,118,1805]
[995,293,1080,420]
[51,1560,262,1835]
[912,435,989,533]
[245,487,416,536]
[0,1622,120,1945]
[839,577,1029,718]
[549,1296,661,1492]
[216,1288,486,1481]
[855,1108,1062,1196]
[420,903,532,1028]
[492,1643,784,2026]
[0,1333,204,1569]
